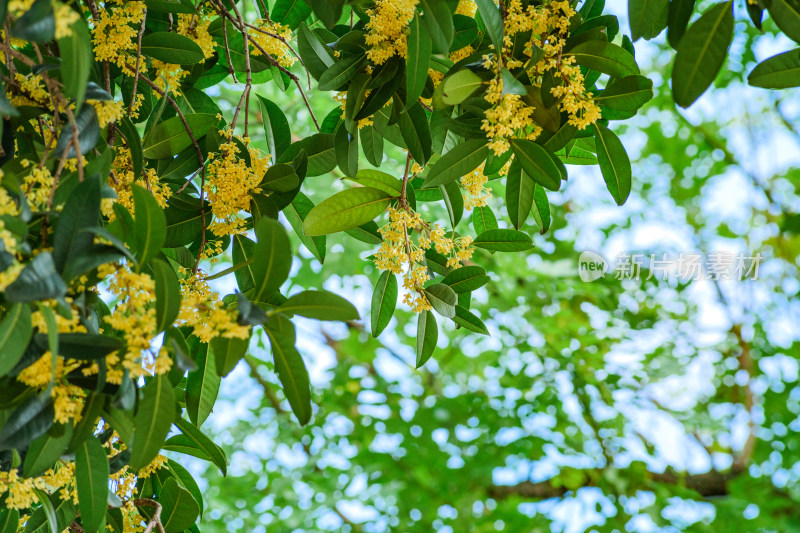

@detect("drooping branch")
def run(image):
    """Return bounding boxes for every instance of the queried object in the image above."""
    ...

[488,466,744,501]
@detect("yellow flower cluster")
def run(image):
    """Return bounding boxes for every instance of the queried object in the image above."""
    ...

[0,463,76,510]
[205,132,268,237]
[90,99,125,129]
[365,0,419,65]
[178,270,251,342]
[54,4,79,39]
[460,161,501,210]
[479,0,601,155]
[153,60,188,95]
[455,0,477,16]
[91,1,146,71]
[178,14,215,60]
[8,73,50,108]
[102,265,172,383]
[375,207,473,313]
[0,222,23,291]
[250,21,296,68]
[103,147,171,220]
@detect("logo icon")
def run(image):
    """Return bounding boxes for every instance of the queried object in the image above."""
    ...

[578,251,608,282]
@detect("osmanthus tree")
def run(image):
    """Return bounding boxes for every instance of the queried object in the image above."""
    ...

[0,0,797,531]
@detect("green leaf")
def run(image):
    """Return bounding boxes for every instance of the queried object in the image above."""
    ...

[172,418,227,476]
[0,303,33,376]
[500,68,527,96]
[0,509,19,533]
[671,1,734,108]
[57,15,91,107]
[52,173,102,281]
[667,0,697,47]
[212,336,249,378]
[318,55,366,91]
[76,436,108,533]
[344,73,370,132]
[474,0,504,52]
[129,376,176,471]
[371,271,397,337]
[531,185,551,234]
[564,41,640,78]
[472,206,498,235]
[593,123,632,206]
[165,460,204,516]
[349,169,403,196]
[297,23,336,80]
[118,117,143,181]
[153,259,181,332]
[141,32,205,65]
[0,390,54,451]
[158,478,200,533]
[279,290,359,321]
[10,0,53,42]
[261,163,300,193]
[420,0,454,53]
[442,266,490,293]
[441,69,483,106]
[143,113,217,159]
[509,139,562,191]
[767,0,800,45]
[303,187,393,236]
[266,315,311,425]
[23,424,73,477]
[505,159,534,230]
[748,49,800,89]
[186,342,220,427]
[452,305,489,335]
[32,489,58,533]
[5,252,67,303]
[440,181,464,228]
[284,193,326,264]
[132,185,167,267]
[272,0,312,29]
[258,96,291,160]
[407,14,432,107]
[416,311,438,368]
[360,126,384,167]
[398,102,433,165]
[46,333,123,360]
[53,103,100,159]
[594,75,654,112]
[335,125,359,177]
[423,139,489,187]
[252,217,292,300]
[422,283,457,318]
[473,229,533,251]
[628,0,669,40]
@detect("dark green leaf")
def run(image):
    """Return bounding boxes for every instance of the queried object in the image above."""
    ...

[186,341,220,427]
[303,187,393,236]
[258,96,291,160]
[23,424,73,477]
[628,0,669,40]
[452,305,489,335]
[153,259,181,332]
[279,290,359,321]
[564,41,640,78]
[76,436,108,533]
[284,193,326,264]
[473,228,533,251]
[158,478,200,533]
[172,418,227,476]
[667,0,697,47]
[132,185,167,267]
[407,14,432,107]
[671,1,734,108]
[371,271,397,337]
[141,32,204,64]
[272,0,312,29]
[398,103,433,165]
[252,217,292,300]
[0,390,54,451]
[129,376,176,471]
[57,15,92,107]
[531,184,551,234]
[0,303,33,376]
[474,0,503,52]
[143,113,217,159]
[5,252,67,303]
[767,0,800,44]
[265,315,311,425]
[505,159,534,230]
[593,123,632,205]
[416,311,438,368]
[748,49,800,89]
[442,266,490,294]
[472,206,498,235]
[212,336,248,378]
[423,139,489,187]
[509,139,562,191]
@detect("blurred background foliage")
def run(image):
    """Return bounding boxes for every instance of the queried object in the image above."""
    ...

[190,3,800,531]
